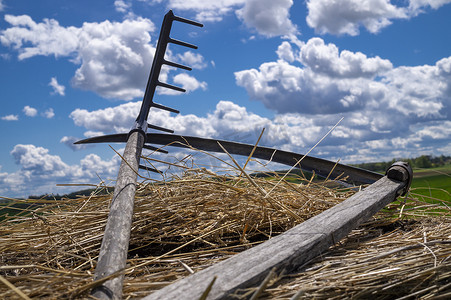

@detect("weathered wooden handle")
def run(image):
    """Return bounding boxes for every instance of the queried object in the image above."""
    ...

[91,131,145,300]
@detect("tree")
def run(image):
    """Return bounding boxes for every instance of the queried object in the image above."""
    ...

[414,155,432,168]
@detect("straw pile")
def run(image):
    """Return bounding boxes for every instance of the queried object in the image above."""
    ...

[0,161,351,299]
[1,157,450,299]
[250,217,451,299]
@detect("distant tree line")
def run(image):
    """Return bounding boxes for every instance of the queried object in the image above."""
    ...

[352,155,451,173]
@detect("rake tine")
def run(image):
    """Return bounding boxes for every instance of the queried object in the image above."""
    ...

[143,144,169,154]
[157,81,186,93]
[173,15,203,27]
[169,38,198,49]
[138,164,163,174]
[151,102,180,114]
[164,59,192,71]
[147,124,174,134]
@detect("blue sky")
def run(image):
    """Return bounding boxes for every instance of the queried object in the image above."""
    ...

[1,0,451,198]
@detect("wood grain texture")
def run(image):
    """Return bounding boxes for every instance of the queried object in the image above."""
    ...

[143,176,405,300]
[92,131,145,300]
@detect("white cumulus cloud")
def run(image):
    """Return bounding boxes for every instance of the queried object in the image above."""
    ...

[79,153,120,178]
[70,101,140,134]
[306,0,407,36]
[151,0,297,37]
[408,0,451,12]
[306,0,451,36]
[299,38,393,78]
[68,96,451,164]
[0,14,209,101]
[49,77,65,96]
[382,64,445,118]
[114,0,131,13]
[0,15,80,59]
[1,114,19,121]
[236,0,297,37]
[11,144,70,176]
[234,39,390,115]
[177,51,207,69]
[235,37,449,118]
[156,0,246,22]
[43,108,55,119]
[0,144,121,197]
[172,73,207,92]
[276,41,295,63]
[233,38,451,160]
[23,106,38,117]
[66,99,348,153]
[0,15,157,100]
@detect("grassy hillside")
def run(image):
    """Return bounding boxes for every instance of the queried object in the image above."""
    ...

[352,156,450,204]
[410,164,451,202]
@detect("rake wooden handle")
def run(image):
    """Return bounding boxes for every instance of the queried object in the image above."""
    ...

[91,131,145,299]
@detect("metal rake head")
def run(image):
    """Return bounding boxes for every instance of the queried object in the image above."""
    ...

[133,10,203,135]
[76,10,203,142]
[76,10,203,173]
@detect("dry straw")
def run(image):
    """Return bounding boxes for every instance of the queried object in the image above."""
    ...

[1,149,450,299]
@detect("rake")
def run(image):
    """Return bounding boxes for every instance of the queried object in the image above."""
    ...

[80,10,203,299]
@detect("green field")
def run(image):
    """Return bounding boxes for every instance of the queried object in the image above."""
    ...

[410,164,451,202]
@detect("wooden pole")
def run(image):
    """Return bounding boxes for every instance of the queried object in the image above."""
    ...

[91,131,145,299]
[143,166,410,300]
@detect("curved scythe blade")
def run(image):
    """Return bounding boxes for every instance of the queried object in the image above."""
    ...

[75,133,382,185]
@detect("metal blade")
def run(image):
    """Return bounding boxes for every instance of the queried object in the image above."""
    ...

[74,133,128,144]
[75,133,382,185]
[145,133,383,185]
